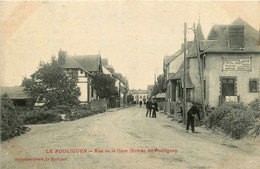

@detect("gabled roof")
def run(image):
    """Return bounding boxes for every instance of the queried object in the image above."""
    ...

[102,65,112,75]
[201,17,260,53]
[72,55,102,72]
[169,61,193,88]
[207,25,228,40]
[1,87,29,99]
[164,49,183,66]
[61,55,91,75]
[101,58,108,66]
[104,65,115,74]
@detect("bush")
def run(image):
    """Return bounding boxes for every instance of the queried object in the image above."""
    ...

[221,109,255,139]
[249,99,260,111]
[208,102,247,128]
[68,110,93,121]
[1,93,27,141]
[54,105,71,114]
[23,109,62,124]
[249,99,260,119]
[208,102,255,139]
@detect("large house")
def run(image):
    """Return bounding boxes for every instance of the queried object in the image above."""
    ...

[58,50,102,103]
[164,18,260,113]
[188,18,260,107]
[58,51,128,106]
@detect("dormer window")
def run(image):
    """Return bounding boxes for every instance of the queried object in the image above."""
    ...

[228,25,245,50]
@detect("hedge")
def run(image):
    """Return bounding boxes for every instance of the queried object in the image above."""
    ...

[1,93,27,141]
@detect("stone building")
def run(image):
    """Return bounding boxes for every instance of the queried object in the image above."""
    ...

[188,18,260,107]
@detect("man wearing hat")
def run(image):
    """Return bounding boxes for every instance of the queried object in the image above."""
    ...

[186,102,200,133]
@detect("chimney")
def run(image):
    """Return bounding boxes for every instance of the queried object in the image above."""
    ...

[58,49,67,65]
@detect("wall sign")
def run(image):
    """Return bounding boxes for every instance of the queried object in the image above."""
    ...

[223,58,251,71]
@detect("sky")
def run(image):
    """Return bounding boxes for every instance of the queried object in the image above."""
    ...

[1,1,260,90]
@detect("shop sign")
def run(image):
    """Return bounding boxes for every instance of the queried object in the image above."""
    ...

[223,58,251,71]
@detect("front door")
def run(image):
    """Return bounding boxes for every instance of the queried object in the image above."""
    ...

[221,78,235,97]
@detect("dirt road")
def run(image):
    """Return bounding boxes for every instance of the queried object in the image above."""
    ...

[1,107,260,169]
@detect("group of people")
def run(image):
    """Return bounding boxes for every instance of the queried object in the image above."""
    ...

[139,98,200,132]
[145,99,158,118]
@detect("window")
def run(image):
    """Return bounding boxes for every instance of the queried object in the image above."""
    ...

[177,80,182,99]
[249,79,259,93]
[228,25,245,49]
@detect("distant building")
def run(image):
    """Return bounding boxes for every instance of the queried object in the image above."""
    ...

[129,89,148,102]
[102,58,129,107]
[1,87,30,106]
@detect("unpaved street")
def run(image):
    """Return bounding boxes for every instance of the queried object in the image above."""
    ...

[1,107,260,169]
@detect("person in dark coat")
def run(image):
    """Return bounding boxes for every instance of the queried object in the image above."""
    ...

[186,102,200,133]
[146,99,152,117]
[139,100,142,107]
[152,100,158,118]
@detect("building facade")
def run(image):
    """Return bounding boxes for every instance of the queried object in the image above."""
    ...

[59,50,102,103]
[130,89,148,102]
[188,18,260,107]
[164,18,260,115]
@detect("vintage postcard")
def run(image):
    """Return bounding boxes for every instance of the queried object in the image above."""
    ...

[1,1,260,169]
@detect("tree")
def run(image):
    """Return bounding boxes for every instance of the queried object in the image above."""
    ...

[127,94,134,103]
[151,74,166,97]
[91,73,118,99]
[157,74,166,93]
[22,57,80,108]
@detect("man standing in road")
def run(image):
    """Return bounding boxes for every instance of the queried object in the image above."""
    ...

[186,102,200,133]
[152,99,158,118]
[139,100,142,107]
[146,99,152,117]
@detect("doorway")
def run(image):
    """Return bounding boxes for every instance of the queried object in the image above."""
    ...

[221,77,236,97]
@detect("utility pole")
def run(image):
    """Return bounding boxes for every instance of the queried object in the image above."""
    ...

[183,22,187,125]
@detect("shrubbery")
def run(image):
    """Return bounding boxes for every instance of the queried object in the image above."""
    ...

[249,99,260,119]
[208,102,256,139]
[1,94,27,141]
[23,109,62,124]
[68,110,94,121]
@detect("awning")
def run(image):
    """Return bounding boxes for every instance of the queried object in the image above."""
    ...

[155,93,165,98]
